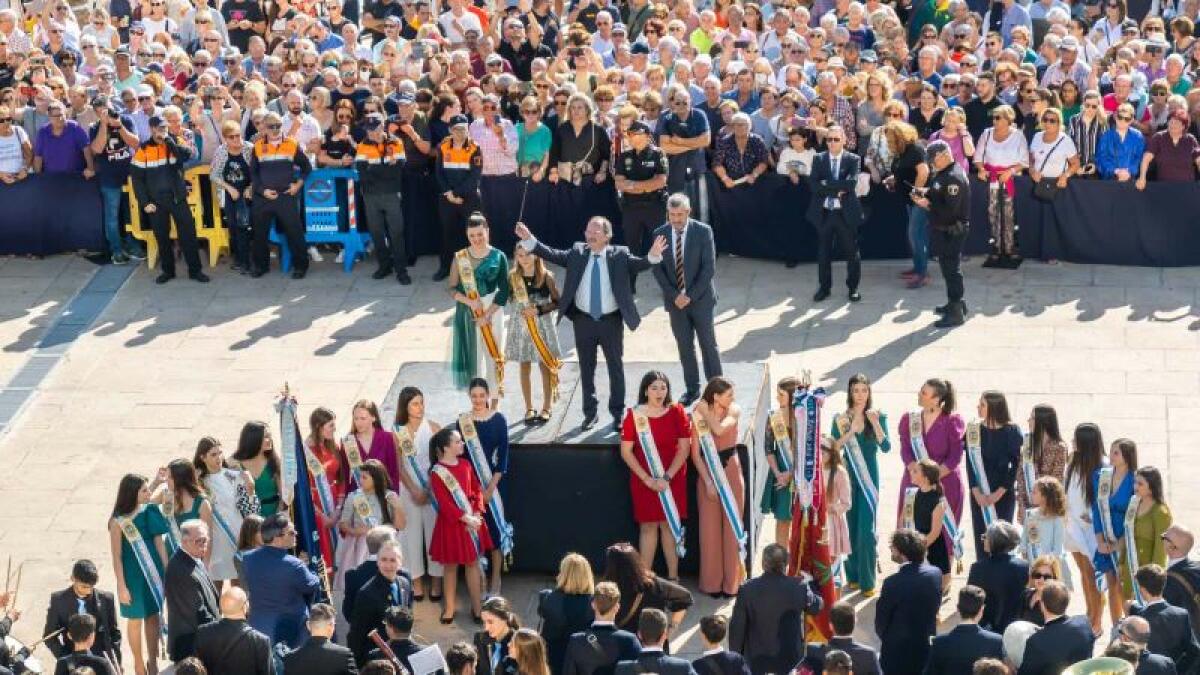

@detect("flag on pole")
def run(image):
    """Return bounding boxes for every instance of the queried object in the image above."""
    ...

[278,395,333,604]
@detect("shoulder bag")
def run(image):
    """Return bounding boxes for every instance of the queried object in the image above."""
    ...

[1033,136,1067,201]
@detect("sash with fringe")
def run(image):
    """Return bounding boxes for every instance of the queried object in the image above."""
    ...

[908,411,964,560]
[632,409,686,559]
[459,414,514,554]
[837,413,878,535]
[116,510,167,625]
[1020,433,1037,515]
[1124,494,1145,604]
[395,425,438,514]
[342,433,366,486]
[457,250,505,393]
[693,411,747,558]
[431,464,484,561]
[966,421,997,527]
[793,388,826,514]
[509,268,560,401]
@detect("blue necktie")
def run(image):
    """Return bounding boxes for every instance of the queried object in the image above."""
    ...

[589,254,603,320]
[390,580,401,606]
[492,642,503,670]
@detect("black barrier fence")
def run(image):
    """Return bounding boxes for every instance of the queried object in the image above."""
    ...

[6,171,1200,267]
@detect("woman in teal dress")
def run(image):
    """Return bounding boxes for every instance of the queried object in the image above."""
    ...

[108,473,170,675]
[830,373,890,596]
[761,376,800,547]
[153,459,215,564]
[232,421,278,517]
[448,213,510,401]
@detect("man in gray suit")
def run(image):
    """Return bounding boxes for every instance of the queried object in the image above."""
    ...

[651,193,721,405]
[614,609,696,675]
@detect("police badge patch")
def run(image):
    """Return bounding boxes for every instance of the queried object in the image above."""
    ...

[948,185,959,196]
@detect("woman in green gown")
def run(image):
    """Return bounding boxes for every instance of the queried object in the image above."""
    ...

[448,213,511,403]
[108,473,170,675]
[830,373,890,596]
[760,376,800,547]
[231,421,277,517]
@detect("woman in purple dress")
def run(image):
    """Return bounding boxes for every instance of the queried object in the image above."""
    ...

[347,399,401,498]
[897,378,966,563]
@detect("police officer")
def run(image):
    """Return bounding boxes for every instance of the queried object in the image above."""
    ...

[913,139,971,328]
[433,113,482,281]
[249,111,312,279]
[355,113,411,285]
[614,120,667,293]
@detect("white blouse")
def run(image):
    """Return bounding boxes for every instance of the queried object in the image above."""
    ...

[1030,132,1078,178]
[974,127,1031,168]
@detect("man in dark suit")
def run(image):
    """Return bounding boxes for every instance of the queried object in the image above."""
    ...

[729,543,823,675]
[692,615,749,675]
[1115,615,1179,675]
[650,192,721,405]
[1163,526,1200,632]
[805,123,864,303]
[875,529,944,675]
[1131,564,1200,673]
[562,581,641,675]
[283,603,357,675]
[614,609,696,675]
[242,513,323,649]
[1016,580,1095,675]
[803,601,880,675]
[516,217,668,432]
[195,586,274,675]
[366,606,436,674]
[966,521,1030,634]
[43,559,121,664]
[165,519,220,662]
[348,542,413,666]
[924,585,1004,675]
[53,614,116,675]
[342,527,408,624]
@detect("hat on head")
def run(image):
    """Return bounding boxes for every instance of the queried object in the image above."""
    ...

[485,53,503,64]
[627,120,651,134]
[145,62,163,74]
[114,46,130,57]
[90,94,109,108]
[1059,36,1079,50]
[827,56,846,69]
[612,22,627,34]
[148,114,166,128]
[221,46,242,59]
[136,84,154,98]
[449,113,469,127]
[129,21,145,33]
[630,41,650,55]
[384,14,403,24]
[860,49,877,62]
[925,139,951,159]
[395,92,416,105]
[954,23,971,36]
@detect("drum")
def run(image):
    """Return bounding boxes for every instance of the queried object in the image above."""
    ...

[3,635,43,674]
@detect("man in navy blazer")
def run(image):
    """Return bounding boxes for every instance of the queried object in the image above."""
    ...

[1016,580,1095,675]
[924,585,1004,675]
[562,582,641,675]
[692,616,750,675]
[805,124,864,303]
[650,193,721,405]
[241,513,323,649]
[729,544,823,675]
[1162,526,1200,630]
[517,217,667,432]
[875,529,943,675]
[966,522,1030,634]
[614,609,696,675]
[1114,616,1180,675]
[803,601,880,675]
[1131,564,1200,674]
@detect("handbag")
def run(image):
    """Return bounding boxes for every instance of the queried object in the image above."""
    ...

[1032,136,1067,202]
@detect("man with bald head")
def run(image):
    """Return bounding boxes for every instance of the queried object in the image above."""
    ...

[1114,615,1178,675]
[1163,525,1200,630]
[195,586,274,674]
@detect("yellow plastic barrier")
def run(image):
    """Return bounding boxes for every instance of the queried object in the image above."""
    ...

[125,165,228,269]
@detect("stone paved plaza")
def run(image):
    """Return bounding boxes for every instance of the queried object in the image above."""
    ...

[1,252,1199,663]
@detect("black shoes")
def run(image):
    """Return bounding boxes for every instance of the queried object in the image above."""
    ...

[813,288,831,302]
[155,273,174,284]
[849,290,862,302]
[610,417,622,433]
[935,301,969,316]
[397,271,412,285]
[189,272,210,283]
[679,391,699,407]
[785,260,799,269]
[581,414,597,431]
[291,268,307,279]
[372,266,393,280]
[432,268,449,282]
[250,269,266,278]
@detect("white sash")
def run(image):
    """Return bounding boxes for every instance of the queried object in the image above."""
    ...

[632,409,686,559]
[395,425,438,513]
[1020,432,1037,515]
[908,411,964,559]
[903,487,918,530]
[966,421,997,527]
[160,496,181,556]
[1123,494,1144,604]
[116,510,166,621]
[343,432,366,485]
[458,414,514,554]
[768,409,793,474]
[838,412,879,535]
[693,411,747,557]
[431,464,484,561]
[351,491,380,528]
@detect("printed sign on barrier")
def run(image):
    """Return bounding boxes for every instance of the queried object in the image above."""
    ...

[269,167,370,274]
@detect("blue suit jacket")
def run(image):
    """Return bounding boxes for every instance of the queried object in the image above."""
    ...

[875,562,943,675]
[923,623,1004,675]
[614,650,696,675]
[1016,615,1095,675]
[967,553,1031,633]
[241,546,322,648]
[691,650,750,675]
[805,151,864,228]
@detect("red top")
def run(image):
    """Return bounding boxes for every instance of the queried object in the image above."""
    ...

[622,404,692,523]
[429,459,494,564]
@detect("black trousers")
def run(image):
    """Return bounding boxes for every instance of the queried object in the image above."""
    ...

[932,227,967,303]
[570,311,625,419]
[363,191,407,273]
[667,300,721,395]
[620,199,665,255]
[251,195,305,274]
[437,191,481,271]
[815,209,861,292]
[145,195,202,276]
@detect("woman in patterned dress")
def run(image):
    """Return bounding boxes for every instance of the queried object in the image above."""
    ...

[505,244,562,425]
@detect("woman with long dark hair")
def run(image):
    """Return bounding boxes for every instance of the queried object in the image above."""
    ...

[429,427,492,623]
[394,386,443,602]
[455,377,511,595]
[831,373,890,596]
[193,437,259,586]
[603,542,692,636]
[761,376,800,548]
[154,459,215,563]
[967,391,1021,560]
[231,420,283,517]
[108,473,170,675]
[473,596,519,675]
[448,214,510,397]
[1092,438,1138,625]
[1125,466,1172,597]
[505,244,561,424]
[1065,422,1106,635]
[898,378,965,568]
[690,376,744,599]
[1015,404,1068,523]
[337,458,405,590]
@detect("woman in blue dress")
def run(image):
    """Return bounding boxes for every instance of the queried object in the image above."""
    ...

[108,473,170,675]
[455,377,510,596]
[1091,438,1137,627]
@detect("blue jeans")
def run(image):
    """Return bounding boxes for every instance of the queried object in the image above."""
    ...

[907,204,930,276]
[99,185,142,256]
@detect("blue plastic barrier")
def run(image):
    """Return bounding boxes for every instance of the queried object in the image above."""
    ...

[268,168,370,273]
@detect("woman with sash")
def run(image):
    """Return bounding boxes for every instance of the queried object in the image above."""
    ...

[898,378,965,572]
[231,420,283,517]
[831,373,890,596]
[455,377,511,596]
[506,244,562,426]
[761,377,799,548]
[967,391,1022,560]
[108,473,170,675]
[306,407,349,583]
[449,213,511,402]
[336,459,406,591]
[1092,437,1137,625]
[907,459,953,590]
[620,370,692,582]
[1124,467,1173,599]
[690,376,744,599]
[155,459,215,564]
[394,386,443,602]
[1015,404,1068,524]
[193,437,259,588]
[1065,423,1107,636]
[429,427,493,624]
[348,399,402,494]
[1020,477,1072,590]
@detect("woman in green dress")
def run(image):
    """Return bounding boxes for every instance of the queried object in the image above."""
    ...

[1123,466,1173,598]
[231,421,276,517]
[108,473,170,675]
[830,373,890,596]
[153,459,216,566]
[760,376,800,547]
[448,212,510,404]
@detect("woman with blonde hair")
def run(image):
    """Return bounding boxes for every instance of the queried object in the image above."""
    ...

[864,99,906,183]
[1019,554,1064,626]
[537,553,595,675]
[856,71,893,151]
[882,120,931,288]
[929,107,975,170]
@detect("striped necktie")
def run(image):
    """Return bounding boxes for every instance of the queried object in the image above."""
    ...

[674,231,685,290]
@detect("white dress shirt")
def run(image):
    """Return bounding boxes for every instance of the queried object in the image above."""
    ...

[825,152,844,209]
[577,246,618,316]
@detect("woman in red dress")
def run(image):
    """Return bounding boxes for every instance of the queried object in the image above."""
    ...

[429,426,493,625]
[306,407,348,575]
[620,370,692,581]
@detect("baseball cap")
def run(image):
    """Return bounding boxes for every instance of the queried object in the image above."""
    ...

[394,92,416,106]
[612,22,627,34]
[1059,36,1079,50]
[630,42,650,55]
[627,120,651,135]
[827,56,846,70]
[860,49,878,63]
[449,113,469,127]
[136,84,154,98]
[925,139,951,159]
[148,114,166,128]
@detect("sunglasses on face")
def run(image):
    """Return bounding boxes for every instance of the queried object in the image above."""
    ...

[266,123,282,130]
[1118,115,1133,121]
[1041,116,1058,123]
[0,118,12,123]
[885,112,902,118]
[1084,103,1099,109]
[1031,572,1053,580]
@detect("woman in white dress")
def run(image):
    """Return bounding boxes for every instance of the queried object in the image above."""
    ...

[192,436,260,586]
[1063,423,1107,636]
[393,386,444,602]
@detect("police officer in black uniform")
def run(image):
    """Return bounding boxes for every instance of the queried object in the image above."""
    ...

[913,139,971,328]
[614,120,668,292]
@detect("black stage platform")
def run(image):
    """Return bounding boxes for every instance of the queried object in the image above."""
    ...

[382,361,771,575]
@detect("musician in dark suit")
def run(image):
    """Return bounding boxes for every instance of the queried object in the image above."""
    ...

[1016,580,1094,675]
[53,614,116,675]
[805,124,864,303]
[367,607,436,674]
[1115,616,1180,675]
[692,616,749,675]
[194,586,274,675]
[165,520,221,662]
[516,218,667,432]
[802,602,880,675]
[614,609,696,675]
[1131,564,1200,673]
[1164,527,1200,632]
[924,585,1003,675]
[348,543,413,666]
[44,559,121,663]
[729,544,822,675]
[650,193,721,406]
[875,529,943,675]
[561,582,641,675]
[342,527,410,624]
[283,603,357,675]
[966,522,1029,634]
